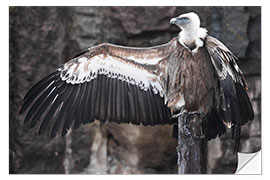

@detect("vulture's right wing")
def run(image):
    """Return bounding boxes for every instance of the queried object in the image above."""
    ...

[20,42,175,138]
[205,36,254,126]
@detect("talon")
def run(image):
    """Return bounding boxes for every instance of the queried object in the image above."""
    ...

[172,113,181,118]
[187,111,205,119]
[172,109,188,118]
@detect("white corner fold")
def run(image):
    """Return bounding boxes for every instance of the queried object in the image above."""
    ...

[235,150,262,174]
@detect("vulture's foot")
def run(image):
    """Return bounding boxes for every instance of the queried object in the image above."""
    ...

[187,111,205,120]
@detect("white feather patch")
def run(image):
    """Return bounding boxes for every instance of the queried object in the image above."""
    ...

[60,54,164,97]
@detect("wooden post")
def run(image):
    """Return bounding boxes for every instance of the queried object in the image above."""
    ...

[177,114,208,174]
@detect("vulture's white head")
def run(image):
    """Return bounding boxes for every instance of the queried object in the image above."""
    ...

[170,12,200,30]
[170,12,207,53]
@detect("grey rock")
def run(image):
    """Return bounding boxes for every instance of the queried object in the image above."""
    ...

[240,137,261,153]
[246,14,261,59]
[212,7,249,58]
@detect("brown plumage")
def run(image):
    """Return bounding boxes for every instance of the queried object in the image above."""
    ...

[20,12,254,152]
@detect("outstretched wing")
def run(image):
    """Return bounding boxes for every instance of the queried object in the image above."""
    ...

[205,35,254,150]
[20,42,175,138]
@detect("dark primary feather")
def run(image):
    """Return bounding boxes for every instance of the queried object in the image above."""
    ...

[100,75,109,122]
[74,82,88,130]
[127,82,137,124]
[116,79,122,123]
[110,78,117,123]
[148,89,159,125]
[61,84,81,136]
[154,93,166,125]
[95,75,103,120]
[137,86,148,125]
[67,83,85,131]
[106,78,113,122]
[82,81,93,125]
[145,90,154,125]
[89,77,98,124]
[122,81,129,123]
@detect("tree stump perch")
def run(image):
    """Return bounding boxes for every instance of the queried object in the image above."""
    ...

[177,113,208,174]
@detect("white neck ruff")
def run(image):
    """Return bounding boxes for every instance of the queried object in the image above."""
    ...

[178,27,208,54]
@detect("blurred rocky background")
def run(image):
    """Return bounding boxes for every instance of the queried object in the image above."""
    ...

[9,6,261,174]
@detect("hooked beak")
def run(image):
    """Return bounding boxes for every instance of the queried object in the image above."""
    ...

[170,17,179,25]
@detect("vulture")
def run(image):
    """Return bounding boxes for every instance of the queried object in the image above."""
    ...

[20,12,254,151]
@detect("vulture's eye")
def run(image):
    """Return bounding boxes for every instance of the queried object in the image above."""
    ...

[180,17,190,22]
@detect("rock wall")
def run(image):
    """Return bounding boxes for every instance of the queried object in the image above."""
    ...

[9,6,261,174]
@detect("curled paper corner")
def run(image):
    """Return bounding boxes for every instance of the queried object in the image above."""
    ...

[235,150,261,174]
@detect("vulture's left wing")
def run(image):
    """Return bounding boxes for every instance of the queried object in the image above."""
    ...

[20,42,174,138]
[205,36,254,150]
